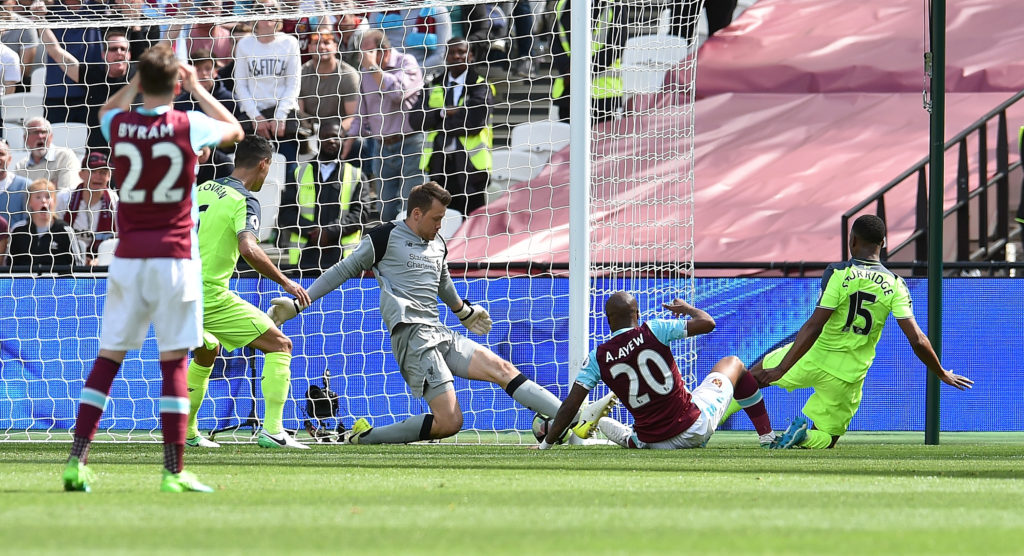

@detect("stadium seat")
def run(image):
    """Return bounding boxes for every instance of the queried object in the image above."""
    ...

[620,35,693,105]
[253,153,287,242]
[509,121,570,160]
[49,122,89,153]
[94,238,118,266]
[487,149,545,204]
[0,92,44,126]
[30,67,46,95]
[394,208,463,239]
[5,123,26,150]
[251,172,282,242]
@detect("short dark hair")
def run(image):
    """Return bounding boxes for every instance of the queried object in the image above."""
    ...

[407,181,451,214]
[189,48,215,67]
[233,135,274,168]
[851,214,886,246]
[137,44,179,96]
[363,29,390,50]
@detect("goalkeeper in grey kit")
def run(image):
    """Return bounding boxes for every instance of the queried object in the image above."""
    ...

[269,182,612,443]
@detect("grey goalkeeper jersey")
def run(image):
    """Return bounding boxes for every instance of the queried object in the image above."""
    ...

[307,221,463,332]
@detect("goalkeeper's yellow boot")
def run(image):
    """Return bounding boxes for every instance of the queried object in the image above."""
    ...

[62,457,95,492]
[572,392,618,439]
[160,469,214,493]
[343,418,373,444]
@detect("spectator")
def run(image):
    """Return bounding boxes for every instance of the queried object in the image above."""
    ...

[216,23,252,94]
[0,0,39,92]
[56,150,117,264]
[509,0,537,78]
[370,7,451,74]
[334,7,369,69]
[0,213,7,264]
[0,40,18,94]
[40,0,107,124]
[0,138,31,227]
[13,116,82,191]
[185,0,233,65]
[40,27,134,148]
[412,38,493,216]
[234,0,301,180]
[283,119,376,270]
[350,28,425,221]
[550,0,626,122]
[299,31,359,161]
[110,0,161,62]
[7,178,82,269]
[175,49,235,183]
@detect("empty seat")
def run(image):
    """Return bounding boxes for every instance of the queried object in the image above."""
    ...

[1,93,44,126]
[508,120,570,160]
[252,153,287,241]
[49,122,89,153]
[5,124,26,150]
[30,67,46,95]
[486,149,545,204]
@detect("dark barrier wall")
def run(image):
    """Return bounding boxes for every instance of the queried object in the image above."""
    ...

[0,278,1015,433]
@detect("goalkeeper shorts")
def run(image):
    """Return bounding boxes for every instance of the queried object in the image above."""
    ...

[391,323,479,401]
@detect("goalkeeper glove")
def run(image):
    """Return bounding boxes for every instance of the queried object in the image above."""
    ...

[455,300,492,335]
[267,297,307,327]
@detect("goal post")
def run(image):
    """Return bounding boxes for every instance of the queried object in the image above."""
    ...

[0,0,703,443]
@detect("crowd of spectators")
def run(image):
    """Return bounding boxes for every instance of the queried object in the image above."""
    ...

[0,0,707,270]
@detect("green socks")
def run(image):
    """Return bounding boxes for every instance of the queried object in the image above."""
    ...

[261,352,293,435]
[802,429,835,449]
[186,361,214,438]
[719,399,742,426]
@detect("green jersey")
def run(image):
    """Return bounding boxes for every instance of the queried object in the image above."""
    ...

[195,177,260,297]
[805,258,914,382]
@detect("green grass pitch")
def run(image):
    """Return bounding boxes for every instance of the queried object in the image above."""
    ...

[2,432,1023,555]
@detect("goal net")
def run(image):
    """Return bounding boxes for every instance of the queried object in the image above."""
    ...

[0,0,702,443]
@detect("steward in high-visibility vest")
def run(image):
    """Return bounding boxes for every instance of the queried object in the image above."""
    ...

[551,0,627,122]
[411,38,495,216]
[286,121,378,271]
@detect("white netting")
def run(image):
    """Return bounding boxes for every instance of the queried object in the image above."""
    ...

[0,0,702,443]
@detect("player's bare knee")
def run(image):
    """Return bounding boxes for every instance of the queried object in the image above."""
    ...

[431,412,463,438]
[715,355,745,384]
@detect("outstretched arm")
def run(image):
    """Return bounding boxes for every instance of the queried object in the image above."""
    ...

[238,231,310,307]
[268,236,375,326]
[896,318,973,390]
[662,298,716,336]
[754,307,833,385]
[40,27,81,83]
[539,383,589,449]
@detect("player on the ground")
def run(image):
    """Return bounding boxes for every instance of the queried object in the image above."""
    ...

[185,135,313,450]
[538,292,774,450]
[738,214,973,449]
[62,44,244,493]
[268,181,615,444]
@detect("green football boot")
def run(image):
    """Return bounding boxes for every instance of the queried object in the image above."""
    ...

[62,457,95,492]
[160,469,215,493]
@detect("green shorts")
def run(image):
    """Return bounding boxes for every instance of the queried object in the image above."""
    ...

[763,343,865,437]
[201,289,274,352]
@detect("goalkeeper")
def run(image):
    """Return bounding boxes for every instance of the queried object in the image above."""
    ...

[269,181,611,443]
[186,135,312,450]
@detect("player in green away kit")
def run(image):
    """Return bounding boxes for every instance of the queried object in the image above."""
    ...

[186,135,313,449]
[733,215,973,449]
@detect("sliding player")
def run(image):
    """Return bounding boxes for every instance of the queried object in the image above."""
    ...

[538,292,773,450]
[185,135,312,450]
[62,45,243,493]
[746,214,973,449]
[268,181,614,444]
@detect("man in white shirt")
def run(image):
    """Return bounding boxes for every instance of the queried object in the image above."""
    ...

[12,116,82,192]
[0,41,19,94]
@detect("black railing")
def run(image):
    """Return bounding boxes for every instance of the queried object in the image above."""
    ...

[841,89,1024,267]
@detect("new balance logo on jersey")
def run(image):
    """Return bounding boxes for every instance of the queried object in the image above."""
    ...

[116,122,175,140]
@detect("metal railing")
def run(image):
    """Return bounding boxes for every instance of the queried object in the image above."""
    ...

[841,89,1024,268]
